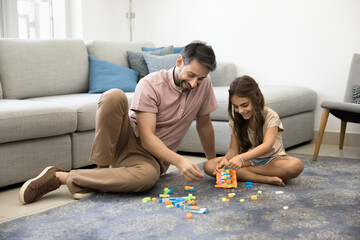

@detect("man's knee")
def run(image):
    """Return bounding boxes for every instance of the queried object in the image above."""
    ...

[134,167,160,192]
[98,89,128,113]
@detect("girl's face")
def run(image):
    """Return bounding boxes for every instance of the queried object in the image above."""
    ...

[231,95,254,120]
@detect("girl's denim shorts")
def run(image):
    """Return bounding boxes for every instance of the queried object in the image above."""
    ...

[250,155,286,166]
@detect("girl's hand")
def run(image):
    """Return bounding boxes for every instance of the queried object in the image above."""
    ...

[214,157,229,174]
[226,155,243,171]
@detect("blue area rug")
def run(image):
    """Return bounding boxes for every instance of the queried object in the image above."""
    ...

[1,153,359,240]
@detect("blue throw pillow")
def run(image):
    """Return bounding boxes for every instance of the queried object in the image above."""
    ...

[143,53,180,73]
[141,46,164,52]
[173,46,184,54]
[88,56,139,93]
[142,46,184,54]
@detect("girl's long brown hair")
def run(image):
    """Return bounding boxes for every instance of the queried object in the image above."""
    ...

[228,76,265,153]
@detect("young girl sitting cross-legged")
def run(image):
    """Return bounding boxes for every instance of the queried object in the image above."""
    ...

[203,75,304,186]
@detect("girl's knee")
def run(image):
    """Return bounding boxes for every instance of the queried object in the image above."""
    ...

[286,157,304,179]
[203,158,220,177]
[203,162,214,176]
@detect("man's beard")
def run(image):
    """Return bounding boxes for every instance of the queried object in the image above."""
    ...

[180,80,193,92]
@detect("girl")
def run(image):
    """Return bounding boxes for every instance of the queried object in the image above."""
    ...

[204,76,304,186]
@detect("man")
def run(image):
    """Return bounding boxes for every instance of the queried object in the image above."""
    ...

[19,41,218,204]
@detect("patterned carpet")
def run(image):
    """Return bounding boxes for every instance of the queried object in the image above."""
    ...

[1,153,359,240]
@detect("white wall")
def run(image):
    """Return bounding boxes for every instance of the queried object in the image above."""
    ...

[76,0,360,134]
[74,0,130,42]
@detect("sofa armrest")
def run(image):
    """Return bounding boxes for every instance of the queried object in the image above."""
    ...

[209,61,237,86]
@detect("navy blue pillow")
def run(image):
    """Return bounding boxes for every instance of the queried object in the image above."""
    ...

[88,56,139,93]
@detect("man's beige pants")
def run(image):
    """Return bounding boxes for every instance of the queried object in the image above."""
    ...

[66,89,161,194]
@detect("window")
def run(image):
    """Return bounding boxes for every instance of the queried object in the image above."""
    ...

[0,0,66,39]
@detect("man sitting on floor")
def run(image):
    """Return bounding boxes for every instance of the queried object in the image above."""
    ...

[19,40,218,204]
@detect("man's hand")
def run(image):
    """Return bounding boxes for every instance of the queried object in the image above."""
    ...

[176,156,204,182]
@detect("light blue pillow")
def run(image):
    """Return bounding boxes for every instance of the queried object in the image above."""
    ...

[174,46,184,53]
[127,46,174,80]
[142,46,184,54]
[143,53,180,73]
[142,46,164,52]
[88,56,139,93]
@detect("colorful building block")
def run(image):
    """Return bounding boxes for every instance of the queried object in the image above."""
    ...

[185,186,196,192]
[215,167,237,189]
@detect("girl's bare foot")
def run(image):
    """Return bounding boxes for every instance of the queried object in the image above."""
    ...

[271,176,285,186]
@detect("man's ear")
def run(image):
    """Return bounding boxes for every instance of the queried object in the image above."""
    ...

[176,55,183,67]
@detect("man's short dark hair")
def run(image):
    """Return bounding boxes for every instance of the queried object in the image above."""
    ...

[181,41,217,71]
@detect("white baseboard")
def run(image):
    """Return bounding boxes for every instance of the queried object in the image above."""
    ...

[312,131,360,147]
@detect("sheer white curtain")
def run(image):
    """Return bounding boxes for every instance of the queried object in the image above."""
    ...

[0,0,67,39]
[0,0,19,38]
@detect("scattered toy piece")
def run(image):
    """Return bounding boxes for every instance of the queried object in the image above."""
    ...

[189,207,209,214]
[245,182,253,188]
[257,191,262,195]
[251,195,257,200]
[142,197,151,203]
[239,199,245,203]
[185,186,196,192]
[276,191,284,195]
[186,213,192,219]
[283,206,289,210]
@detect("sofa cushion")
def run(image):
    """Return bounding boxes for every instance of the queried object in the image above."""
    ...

[29,93,135,131]
[210,86,316,121]
[127,46,174,79]
[86,40,155,68]
[0,100,77,143]
[88,56,139,93]
[209,62,237,87]
[0,39,89,99]
[143,53,180,73]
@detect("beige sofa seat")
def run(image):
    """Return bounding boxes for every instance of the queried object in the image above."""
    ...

[0,99,76,143]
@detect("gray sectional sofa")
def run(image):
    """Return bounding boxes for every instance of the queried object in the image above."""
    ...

[0,39,316,187]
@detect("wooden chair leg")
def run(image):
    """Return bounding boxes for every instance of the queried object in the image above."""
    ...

[339,120,347,150]
[313,108,330,161]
